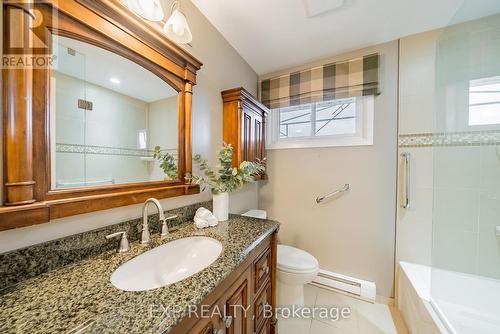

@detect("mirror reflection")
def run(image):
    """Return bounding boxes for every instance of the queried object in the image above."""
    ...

[50,36,178,189]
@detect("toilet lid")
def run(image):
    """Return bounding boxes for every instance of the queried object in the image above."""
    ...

[277,245,318,273]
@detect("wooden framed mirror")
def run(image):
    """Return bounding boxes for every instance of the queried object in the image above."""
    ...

[1,0,202,230]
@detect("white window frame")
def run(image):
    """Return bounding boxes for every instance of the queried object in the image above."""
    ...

[266,95,374,150]
[466,76,500,130]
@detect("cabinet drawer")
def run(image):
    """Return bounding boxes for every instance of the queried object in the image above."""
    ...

[253,282,272,333]
[254,248,271,292]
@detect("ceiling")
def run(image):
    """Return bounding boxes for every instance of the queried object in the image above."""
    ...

[192,0,500,75]
[52,36,177,103]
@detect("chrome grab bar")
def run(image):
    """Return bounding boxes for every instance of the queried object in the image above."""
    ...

[316,184,350,204]
[401,152,411,209]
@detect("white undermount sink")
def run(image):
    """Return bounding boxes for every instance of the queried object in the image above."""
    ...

[110,236,222,291]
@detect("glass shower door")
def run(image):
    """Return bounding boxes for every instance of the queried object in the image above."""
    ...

[51,37,87,188]
[431,6,500,333]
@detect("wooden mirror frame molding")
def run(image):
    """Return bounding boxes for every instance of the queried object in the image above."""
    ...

[1,0,202,231]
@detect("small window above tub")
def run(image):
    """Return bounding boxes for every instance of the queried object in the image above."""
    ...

[468,76,500,128]
[266,96,374,149]
[260,53,379,150]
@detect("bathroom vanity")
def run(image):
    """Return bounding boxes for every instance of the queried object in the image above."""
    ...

[175,226,276,334]
[0,204,279,334]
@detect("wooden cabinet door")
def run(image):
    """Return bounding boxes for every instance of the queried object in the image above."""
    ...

[241,109,254,163]
[241,107,265,164]
[257,320,271,334]
[189,314,223,334]
[253,113,264,163]
[223,271,251,334]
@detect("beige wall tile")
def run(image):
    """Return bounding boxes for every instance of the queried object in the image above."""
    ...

[398,29,441,135]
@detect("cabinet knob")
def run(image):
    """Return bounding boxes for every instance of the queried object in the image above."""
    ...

[222,315,233,328]
[261,265,270,275]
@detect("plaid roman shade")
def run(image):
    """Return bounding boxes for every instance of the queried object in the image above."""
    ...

[260,53,379,109]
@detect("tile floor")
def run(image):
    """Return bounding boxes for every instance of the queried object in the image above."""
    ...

[277,284,409,334]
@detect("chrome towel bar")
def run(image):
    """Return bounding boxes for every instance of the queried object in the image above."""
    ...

[316,184,350,204]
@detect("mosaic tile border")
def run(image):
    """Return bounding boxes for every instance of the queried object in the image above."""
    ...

[56,143,177,158]
[399,130,500,147]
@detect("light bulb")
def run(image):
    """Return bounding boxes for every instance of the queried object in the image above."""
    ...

[173,24,184,36]
[163,9,192,44]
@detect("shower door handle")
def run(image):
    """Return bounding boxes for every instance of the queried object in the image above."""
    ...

[401,152,411,209]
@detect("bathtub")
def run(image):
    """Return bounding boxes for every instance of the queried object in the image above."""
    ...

[398,261,500,334]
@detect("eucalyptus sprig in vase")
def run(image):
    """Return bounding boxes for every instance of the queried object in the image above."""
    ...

[153,146,178,181]
[188,143,265,221]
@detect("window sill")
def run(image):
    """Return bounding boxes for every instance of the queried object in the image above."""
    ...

[266,137,373,150]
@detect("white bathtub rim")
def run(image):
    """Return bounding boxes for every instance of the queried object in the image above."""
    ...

[399,261,431,301]
[399,261,452,334]
[400,260,500,334]
[429,298,458,334]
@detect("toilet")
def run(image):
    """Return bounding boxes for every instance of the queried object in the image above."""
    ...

[242,210,319,306]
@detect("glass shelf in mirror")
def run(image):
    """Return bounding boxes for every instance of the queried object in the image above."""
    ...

[50,35,179,189]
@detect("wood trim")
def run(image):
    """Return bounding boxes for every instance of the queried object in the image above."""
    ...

[48,184,197,220]
[183,82,193,175]
[221,87,269,115]
[3,3,36,205]
[1,0,202,230]
[76,0,202,75]
[0,184,200,232]
[270,230,278,334]
[0,203,50,230]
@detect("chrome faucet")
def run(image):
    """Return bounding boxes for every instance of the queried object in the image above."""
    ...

[161,214,179,239]
[105,231,129,253]
[141,198,165,244]
[141,198,179,243]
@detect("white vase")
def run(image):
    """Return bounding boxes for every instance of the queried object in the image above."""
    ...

[213,192,229,221]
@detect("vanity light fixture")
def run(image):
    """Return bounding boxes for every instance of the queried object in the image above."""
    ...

[110,77,121,84]
[163,1,193,44]
[122,0,164,22]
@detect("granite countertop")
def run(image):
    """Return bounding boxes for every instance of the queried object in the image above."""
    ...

[0,215,279,334]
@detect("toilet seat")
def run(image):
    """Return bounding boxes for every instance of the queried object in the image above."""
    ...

[277,245,319,274]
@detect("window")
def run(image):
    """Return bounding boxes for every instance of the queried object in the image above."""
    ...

[137,129,147,149]
[267,96,374,149]
[469,76,500,126]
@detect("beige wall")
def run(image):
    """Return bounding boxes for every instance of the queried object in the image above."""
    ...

[258,41,399,298]
[0,0,258,253]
